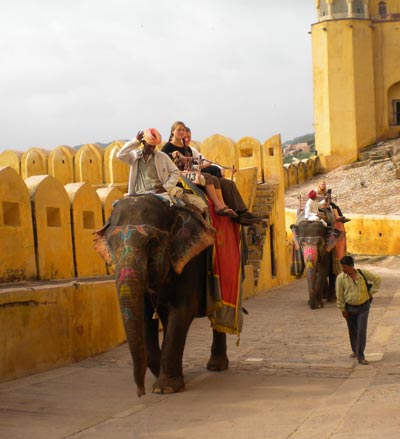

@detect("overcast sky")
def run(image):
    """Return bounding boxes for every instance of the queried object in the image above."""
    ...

[1,0,317,151]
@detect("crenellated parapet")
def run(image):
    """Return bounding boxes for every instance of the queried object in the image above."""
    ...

[0,135,318,284]
[0,167,123,283]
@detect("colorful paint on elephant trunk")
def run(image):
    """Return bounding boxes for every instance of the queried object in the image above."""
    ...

[112,228,149,397]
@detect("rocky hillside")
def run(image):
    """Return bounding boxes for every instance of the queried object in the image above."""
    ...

[284,138,400,216]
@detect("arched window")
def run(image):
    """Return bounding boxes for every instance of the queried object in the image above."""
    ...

[353,0,365,14]
[378,1,387,18]
[332,0,347,15]
[319,0,328,18]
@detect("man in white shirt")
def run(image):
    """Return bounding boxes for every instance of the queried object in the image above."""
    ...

[117,128,180,196]
[304,189,328,227]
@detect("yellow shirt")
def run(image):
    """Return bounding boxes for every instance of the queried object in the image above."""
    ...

[336,269,381,311]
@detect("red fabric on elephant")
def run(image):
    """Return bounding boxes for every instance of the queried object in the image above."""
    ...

[207,200,243,336]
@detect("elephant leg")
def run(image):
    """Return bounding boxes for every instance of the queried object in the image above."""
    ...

[327,273,337,302]
[207,330,229,371]
[152,307,193,394]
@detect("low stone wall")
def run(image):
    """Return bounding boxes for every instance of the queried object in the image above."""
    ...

[285,208,400,256]
[0,279,125,382]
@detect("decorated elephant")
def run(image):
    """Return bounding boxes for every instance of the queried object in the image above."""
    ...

[94,195,230,397]
[291,221,342,309]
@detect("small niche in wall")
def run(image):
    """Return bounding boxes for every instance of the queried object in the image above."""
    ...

[239,147,253,158]
[378,232,382,237]
[82,211,95,229]
[268,147,274,156]
[2,201,21,226]
[46,207,61,227]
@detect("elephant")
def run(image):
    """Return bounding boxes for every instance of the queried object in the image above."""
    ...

[291,221,342,309]
[94,195,230,397]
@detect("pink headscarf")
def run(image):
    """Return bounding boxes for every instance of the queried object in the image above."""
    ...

[143,128,162,146]
[308,190,317,199]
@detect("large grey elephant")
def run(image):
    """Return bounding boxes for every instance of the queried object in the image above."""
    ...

[94,195,229,397]
[291,221,342,309]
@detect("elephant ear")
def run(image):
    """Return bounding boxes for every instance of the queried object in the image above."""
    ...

[93,230,116,271]
[169,206,215,274]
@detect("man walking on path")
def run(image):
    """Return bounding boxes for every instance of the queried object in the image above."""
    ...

[336,255,381,365]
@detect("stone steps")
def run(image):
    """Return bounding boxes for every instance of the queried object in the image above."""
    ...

[244,182,276,286]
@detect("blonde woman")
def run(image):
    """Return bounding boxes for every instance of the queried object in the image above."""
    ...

[316,180,350,223]
[162,121,237,218]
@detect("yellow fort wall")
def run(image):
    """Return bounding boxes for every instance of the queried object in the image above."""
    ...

[0,167,37,281]
[48,145,76,185]
[200,134,238,174]
[21,147,49,179]
[257,134,290,291]
[25,175,75,280]
[236,137,263,182]
[0,150,22,174]
[0,280,125,382]
[65,182,107,277]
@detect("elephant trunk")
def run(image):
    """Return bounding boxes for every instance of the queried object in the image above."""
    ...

[117,257,148,397]
[302,243,319,308]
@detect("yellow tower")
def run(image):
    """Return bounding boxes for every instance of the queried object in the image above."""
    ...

[312,0,400,170]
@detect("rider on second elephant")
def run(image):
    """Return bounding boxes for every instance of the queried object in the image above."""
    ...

[291,190,345,309]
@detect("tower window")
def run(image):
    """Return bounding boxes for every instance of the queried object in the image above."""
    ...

[353,0,365,14]
[319,0,328,18]
[394,101,400,125]
[379,1,387,18]
[332,0,347,14]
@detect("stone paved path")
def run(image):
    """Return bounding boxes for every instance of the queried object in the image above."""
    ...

[1,257,399,439]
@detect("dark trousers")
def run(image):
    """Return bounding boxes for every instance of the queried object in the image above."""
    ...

[219,178,247,212]
[345,301,370,360]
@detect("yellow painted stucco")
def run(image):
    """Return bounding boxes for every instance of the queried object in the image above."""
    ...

[256,134,289,291]
[0,167,36,282]
[48,145,76,185]
[0,150,22,174]
[0,280,125,382]
[74,144,104,185]
[21,147,49,179]
[233,167,258,211]
[104,141,129,187]
[200,134,238,173]
[65,182,107,277]
[25,175,75,280]
[312,0,400,170]
[236,137,263,182]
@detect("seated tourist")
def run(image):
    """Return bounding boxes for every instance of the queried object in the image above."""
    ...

[161,121,238,218]
[304,189,329,227]
[184,126,262,226]
[316,180,350,223]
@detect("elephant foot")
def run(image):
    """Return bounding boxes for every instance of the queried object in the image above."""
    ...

[308,300,324,310]
[152,377,185,394]
[207,355,229,371]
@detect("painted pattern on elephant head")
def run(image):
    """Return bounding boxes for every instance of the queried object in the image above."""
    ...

[110,225,149,266]
[300,236,324,291]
